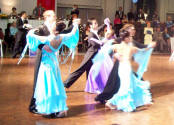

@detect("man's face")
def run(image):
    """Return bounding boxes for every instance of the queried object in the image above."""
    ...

[90,20,98,30]
[119,7,122,11]
[128,26,136,37]
[22,13,27,19]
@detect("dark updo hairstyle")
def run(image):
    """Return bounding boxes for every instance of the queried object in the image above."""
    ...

[56,21,66,33]
[12,7,16,11]
[119,29,130,41]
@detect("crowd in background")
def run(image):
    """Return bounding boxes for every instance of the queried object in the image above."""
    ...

[1,5,174,57]
[59,6,174,54]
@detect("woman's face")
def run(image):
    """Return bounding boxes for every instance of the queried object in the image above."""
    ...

[147,22,151,27]
[124,36,131,43]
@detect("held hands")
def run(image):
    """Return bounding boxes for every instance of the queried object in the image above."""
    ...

[73,18,81,25]
[113,53,121,62]
[104,18,110,26]
[24,24,33,29]
[149,42,156,48]
[144,42,156,51]
[104,18,111,32]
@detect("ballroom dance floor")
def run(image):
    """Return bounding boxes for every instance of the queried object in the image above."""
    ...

[0,54,174,125]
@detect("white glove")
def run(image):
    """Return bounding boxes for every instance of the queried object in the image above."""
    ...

[73,18,81,25]
[104,18,110,26]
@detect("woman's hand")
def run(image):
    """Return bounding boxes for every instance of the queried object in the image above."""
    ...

[150,42,156,48]
[73,18,81,25]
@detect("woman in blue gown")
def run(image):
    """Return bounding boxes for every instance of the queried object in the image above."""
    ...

[105,30,153,112]
[27,19,80,117]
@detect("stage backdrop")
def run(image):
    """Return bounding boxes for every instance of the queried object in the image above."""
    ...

[37,0,55,10]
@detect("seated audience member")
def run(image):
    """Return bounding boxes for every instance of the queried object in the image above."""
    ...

[71,5,79,17]
[10,21,18,51]
[163,27,171,52]
[153,26,166,52]
[122,14,128,25]
[114,14,121,37]
[166,16,173,29]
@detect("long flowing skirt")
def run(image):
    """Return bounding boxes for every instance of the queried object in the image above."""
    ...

[85,54,113,94]
[34,52,68,114]
[108,62,152,112]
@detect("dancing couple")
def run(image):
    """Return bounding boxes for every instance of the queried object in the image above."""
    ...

[28,10,80,118]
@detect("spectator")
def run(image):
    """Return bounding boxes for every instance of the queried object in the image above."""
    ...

[10,21,18,51]
[163,27,171,52]
[127,9,135,21]
[114,14,121,37]
[169,25,174,37]
[144,21,153,45]
[166,16,173,28]
[10,7,18,19]
[136,8,145,21]
[71,5,79,17]
[152,11,159,21]
[153,26,166,52]
[12,11,29,58]
[115,6,124,20]
[33,3,45,18]
[4,23,12,51]
[122,14,128,25]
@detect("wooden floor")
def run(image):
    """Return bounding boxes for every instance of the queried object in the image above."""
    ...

[1,54,174,125]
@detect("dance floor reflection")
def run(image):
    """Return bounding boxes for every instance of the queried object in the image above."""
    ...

[0,54,174,125]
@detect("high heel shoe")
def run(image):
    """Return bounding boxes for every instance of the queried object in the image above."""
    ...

[55,111,67,118]
[105,102,117,110]
[144,102,153,107]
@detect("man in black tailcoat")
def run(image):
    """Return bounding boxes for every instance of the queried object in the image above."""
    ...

[28,10,55,113]
[64,18,106,88]
[29,10,73,114]
[12,11,29,58]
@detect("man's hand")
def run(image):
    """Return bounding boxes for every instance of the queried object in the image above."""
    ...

[104,18,110,25]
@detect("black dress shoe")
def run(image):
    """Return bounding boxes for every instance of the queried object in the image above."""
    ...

[29,108,38,114]
[12,55,17,58]
[43,112,60,118]
[94,96,99,101]
[94,97,105,104]
[29,98,38,114]
[64,83,71,88]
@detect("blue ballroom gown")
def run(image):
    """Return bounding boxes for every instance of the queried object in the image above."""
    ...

[27,25,79,114]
